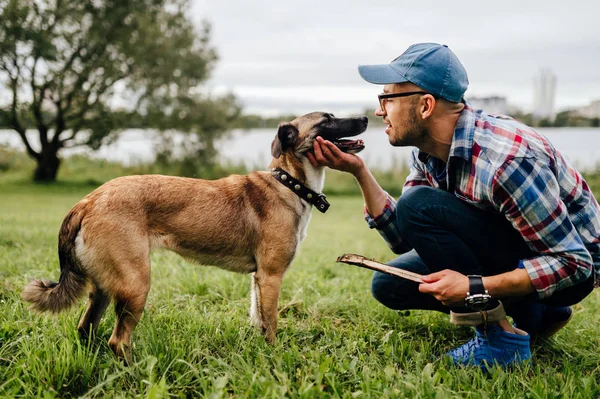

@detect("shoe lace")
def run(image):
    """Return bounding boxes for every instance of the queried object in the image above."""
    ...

[453,334,484,358]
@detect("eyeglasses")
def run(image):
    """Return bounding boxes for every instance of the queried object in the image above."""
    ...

[377,91,433,111]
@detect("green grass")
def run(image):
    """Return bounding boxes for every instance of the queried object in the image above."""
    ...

[1,172,600,397]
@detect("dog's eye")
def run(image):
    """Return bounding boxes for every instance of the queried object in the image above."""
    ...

[319,114,334,125]
[318,119,331,128]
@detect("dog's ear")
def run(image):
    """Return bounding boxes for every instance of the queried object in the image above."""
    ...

[271,123,299,158]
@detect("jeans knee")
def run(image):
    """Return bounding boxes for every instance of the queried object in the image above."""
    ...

[396,186,454,234]
[371,271,413,310]
[396,186,442,215]
[396,186,432,234]
[397,185,430,209]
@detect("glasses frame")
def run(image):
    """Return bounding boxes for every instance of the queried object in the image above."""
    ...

[377,91,436,111]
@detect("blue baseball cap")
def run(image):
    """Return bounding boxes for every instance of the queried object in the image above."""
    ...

[358,43,469,103]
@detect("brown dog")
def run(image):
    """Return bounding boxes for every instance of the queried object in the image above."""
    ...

[22,112,368,362]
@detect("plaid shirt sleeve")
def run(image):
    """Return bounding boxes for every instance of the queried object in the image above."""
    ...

[492,157,594,298]
[403,149,433,190]
[363,150,431,254]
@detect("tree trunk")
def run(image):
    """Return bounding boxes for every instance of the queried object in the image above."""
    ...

[33,151,61,182]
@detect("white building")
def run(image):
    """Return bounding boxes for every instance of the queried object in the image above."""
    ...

[577,100,600,119]
[466,96,508,115]
[533,68,557,120]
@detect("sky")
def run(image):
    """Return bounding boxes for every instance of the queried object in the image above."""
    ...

[191,0,600,116]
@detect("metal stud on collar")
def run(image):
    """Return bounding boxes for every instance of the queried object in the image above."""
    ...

[271,167,329,213]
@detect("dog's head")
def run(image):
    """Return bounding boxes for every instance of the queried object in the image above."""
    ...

[271,112,368,159]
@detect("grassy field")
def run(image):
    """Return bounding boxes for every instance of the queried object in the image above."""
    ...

[1,169,600,398]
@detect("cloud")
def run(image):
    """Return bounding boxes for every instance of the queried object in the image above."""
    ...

[192,0,600,114]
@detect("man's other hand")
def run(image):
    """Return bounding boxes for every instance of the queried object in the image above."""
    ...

[419,269,469,306]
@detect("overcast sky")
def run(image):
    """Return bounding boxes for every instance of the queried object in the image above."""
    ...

[191,0,600,116]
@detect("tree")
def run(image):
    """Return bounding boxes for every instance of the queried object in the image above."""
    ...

[553,110,570,127]
[0,0,239,182]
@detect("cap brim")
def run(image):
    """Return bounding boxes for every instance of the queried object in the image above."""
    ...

[358,64,409,85]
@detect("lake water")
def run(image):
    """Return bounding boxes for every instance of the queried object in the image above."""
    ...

[1,127,600,172]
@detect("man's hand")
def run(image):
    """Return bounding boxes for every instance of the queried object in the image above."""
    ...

[418,269,469,306]
[307,137,364,175]
[308,136,389,217]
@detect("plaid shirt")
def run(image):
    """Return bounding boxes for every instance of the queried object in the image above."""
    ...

[365,103,600,298]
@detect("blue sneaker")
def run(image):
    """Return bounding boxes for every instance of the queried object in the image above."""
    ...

[446,324,531,369]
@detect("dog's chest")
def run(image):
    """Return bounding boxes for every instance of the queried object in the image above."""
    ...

[296,205,312,243]
[295,164,324,243]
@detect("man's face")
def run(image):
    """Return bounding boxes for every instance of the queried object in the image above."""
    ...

[375,83,427,147]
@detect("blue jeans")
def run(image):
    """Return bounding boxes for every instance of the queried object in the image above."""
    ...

[371,186,593,315]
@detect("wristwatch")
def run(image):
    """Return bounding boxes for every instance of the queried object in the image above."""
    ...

[465,275,492,311]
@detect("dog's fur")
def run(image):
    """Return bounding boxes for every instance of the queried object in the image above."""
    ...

[22,112,367,362]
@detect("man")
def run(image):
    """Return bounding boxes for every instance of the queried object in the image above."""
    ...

[307,43,599,368]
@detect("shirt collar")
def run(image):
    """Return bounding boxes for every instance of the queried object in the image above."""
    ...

[417,101,477,164]
[448,101,477,161]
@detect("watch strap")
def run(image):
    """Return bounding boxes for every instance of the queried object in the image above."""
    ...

[467,275,486,295]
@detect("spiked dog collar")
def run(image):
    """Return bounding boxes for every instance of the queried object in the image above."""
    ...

[271,168,330,213]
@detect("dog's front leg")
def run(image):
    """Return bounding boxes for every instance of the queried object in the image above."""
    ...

[251,270,284,344]
[250,273,261,328]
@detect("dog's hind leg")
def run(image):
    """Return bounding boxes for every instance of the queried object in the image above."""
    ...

[77,284,111,341]
[107,264,151,364]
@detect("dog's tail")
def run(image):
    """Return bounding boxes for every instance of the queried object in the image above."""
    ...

[22,201,89,313]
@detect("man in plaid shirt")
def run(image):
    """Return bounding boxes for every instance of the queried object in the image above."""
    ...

[308,43,599,369]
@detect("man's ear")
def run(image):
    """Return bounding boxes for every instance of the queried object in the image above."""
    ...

[421,95,436,120]
[271,123,299,158]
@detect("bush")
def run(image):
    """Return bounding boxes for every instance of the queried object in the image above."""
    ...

[0,144,33,173]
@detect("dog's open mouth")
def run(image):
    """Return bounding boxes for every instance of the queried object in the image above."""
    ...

[332,138,365,154]
[320,115,368,154]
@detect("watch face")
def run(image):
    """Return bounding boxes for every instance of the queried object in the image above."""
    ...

[466,295,490,311]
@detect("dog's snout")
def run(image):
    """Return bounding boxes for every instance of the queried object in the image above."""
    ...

[356,116,368,131]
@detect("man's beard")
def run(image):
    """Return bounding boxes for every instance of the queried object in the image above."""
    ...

[389,108,427,147]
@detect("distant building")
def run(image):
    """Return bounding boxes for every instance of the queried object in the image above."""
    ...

[533,68,557,121]
[466,96,508,115]
[576,99,600,119]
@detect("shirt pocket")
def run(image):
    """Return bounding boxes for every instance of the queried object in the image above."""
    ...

[454,191,476,203]
[454,191,493,210]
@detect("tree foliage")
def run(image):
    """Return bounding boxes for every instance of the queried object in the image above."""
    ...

[0,0,240,181]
